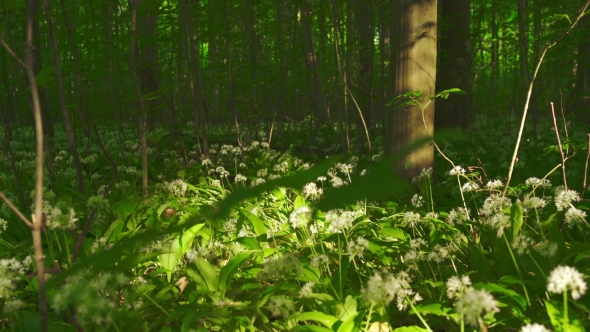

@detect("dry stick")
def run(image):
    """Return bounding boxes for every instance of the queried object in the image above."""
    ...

[1,8,49,329]
[550,102,569,191]
[0,191,34,229]
[72,124,119,262]
[503,2,590,196]
[581,134,590,198]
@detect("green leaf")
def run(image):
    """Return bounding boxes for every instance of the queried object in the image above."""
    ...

[477,282,527,309]
[511,201,524,240]
[392,326,430,332]
[114,199,139,218]
[336,313,359,332]
[379,227,407,240]
[236,237,262,250]
[545,300,584,332]
[469,246,493,279]
[413,303,452,317]
[158,223,206,282]
[194,258,219,292]
[239,209,268,236]
[335,295,357,321]
[218,250,256,293]
[296,312,337,328]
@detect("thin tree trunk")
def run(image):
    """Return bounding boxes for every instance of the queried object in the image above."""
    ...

[42,0,85,194]
[130,0,149,197]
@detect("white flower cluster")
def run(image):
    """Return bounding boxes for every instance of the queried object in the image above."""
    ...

[446,275,499,327]
[165,179,188,197]
[520,323,550,332]
[266,295,295,318]
[486,179,504,190]
[325,209,362,234]
[259,254,304,281]
[411,167,433,185]
[302,182,323,201]
[289,207,312,228]
[347,237,370,259]
[361,271,422,310]
[525,177,552,189]
[547,265,587,300]
[448,166,466,176]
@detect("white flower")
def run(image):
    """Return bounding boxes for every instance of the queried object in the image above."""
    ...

[511,234,534,255]
[461,182,479,192]
[554,189,580,211]
[259,254,303,281]
[302,182,323,201]
[523,196,547,209]
[411,194,424,208]
[310,254,330,269]
[234,174,247,183]
[317,176,327,182]
[165,179,188,197]
[347,237,370,259]
[455,288,499,327]
[547,265,587,300]
[266,295,294,318]
[448,166,466,176]
[404,211,421,227]
[290,207,312,229]
[325,209,357,234]
[446,275,472,299]
[521,323,550,332]
[486,179,504,190]
[299,282,315,297]
[525,177,551,189]
[564,207,587,227]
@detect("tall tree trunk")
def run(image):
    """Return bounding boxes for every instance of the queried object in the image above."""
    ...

[386,0,437,180]
[435,0,471,129]
[41,0,85,194]
[356,0,373,134]
[185,0,209,158]
[300,0,327,124]
[131,0,149,197]
[137,0,161,128]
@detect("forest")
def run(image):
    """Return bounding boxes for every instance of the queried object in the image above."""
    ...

[1,0,590,331]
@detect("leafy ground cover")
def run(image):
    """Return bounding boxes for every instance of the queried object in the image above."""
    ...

[1,119,590,331]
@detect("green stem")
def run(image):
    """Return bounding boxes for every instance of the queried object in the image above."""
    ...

[407,295,432,331]
[503,234,531,305]
[563,290,569,330]
[363,303,374,332]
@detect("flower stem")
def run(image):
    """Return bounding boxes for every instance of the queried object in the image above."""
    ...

[363,303,374,332]
[407,295,432,331]
[503,234,531,305]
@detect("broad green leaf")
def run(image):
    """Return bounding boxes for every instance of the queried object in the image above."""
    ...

[380,226,407,240]
[158,223,205,282]
[297,312,338,328]
[103,218,124,241]
[335,295,357,321]
[218,250,256,293]
[236,237,262,250]
[336,313,358,332]
[413,303,452,317]
[239,208,268,236]
[469,246,493,279]
[511,201,524,240]
[114,199,138,218]
[545,300,584,332]
[194,258,219,292]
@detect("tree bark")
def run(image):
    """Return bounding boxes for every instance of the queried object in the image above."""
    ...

[386,0,437,180]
